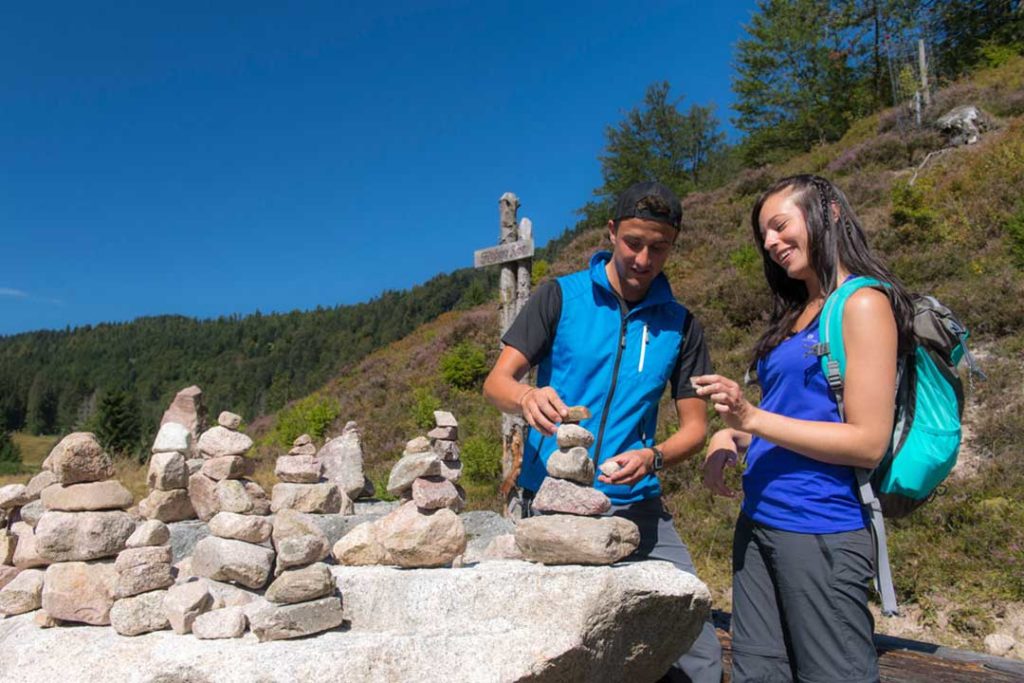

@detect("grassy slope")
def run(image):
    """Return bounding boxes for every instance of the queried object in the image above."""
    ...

[2,58,1021,651]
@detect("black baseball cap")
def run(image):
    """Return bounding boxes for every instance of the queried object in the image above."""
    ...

[613,181,682,230]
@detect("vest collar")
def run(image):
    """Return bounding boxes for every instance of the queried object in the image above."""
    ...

[589,251,675,311]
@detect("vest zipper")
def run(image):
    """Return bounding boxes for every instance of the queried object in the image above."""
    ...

[593,301,628,465]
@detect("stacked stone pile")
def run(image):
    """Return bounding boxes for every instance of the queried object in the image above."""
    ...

[249,508,342,641]
[138,422,196,523]
[515,408,641,565]
[333,429,466,568]
[317,421,374,501]
[426,410,465,508]
[109,520,175,636]
[18,433,136,625]
[0,467,58,586]
[271,433,349,514]
[188,412,269,522]
[191,510,275,592]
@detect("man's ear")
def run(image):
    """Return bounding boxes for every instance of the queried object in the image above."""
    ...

[607,219,617,246]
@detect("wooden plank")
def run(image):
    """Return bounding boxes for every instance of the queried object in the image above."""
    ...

[711,612,1024,682]
[473,238,535,268]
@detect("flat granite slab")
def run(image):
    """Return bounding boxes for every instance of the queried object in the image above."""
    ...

[0,560,710,683]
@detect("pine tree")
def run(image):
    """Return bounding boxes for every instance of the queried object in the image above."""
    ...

[733,0,870,165]
[94,389,142,460]
[0,431,22,475]
[599,81,725,200]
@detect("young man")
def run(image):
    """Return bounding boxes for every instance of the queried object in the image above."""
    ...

[483,181,722,683]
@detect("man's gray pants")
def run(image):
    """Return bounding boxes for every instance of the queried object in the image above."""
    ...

[608,498,723,683]
[731,513,879,683]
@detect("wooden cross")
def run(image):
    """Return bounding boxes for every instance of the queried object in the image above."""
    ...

[473,192,534,512]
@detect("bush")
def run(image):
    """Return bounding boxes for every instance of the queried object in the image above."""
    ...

[889,179,940,243]
[1005,203,1024,269]
[0,431,22,475]
[411,386,441,429]
[439,342,489,390]
[461,434,502,483]
[269,394,340,448]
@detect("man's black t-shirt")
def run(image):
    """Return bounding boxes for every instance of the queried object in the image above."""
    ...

[502,279,713,400]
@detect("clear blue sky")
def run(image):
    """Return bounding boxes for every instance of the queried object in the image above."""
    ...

[1,1,758,336]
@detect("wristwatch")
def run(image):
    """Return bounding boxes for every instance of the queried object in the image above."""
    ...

[649,446,664,472]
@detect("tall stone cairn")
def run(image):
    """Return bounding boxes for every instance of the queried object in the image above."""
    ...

[188,412,268,522]
[250,509,342,642]
[333,416,466,569]
[31,433,136,625]
[271,433,351,515]
[514,407,642,565]
[138,422,196,523]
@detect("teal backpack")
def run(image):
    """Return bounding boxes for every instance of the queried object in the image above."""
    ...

[816,276,985,616]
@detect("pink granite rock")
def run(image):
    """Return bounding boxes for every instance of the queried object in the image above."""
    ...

[0,568,44,615]
[275,455,321,483]
[532,477,611,516]
[138,488,195,523]
[110,589,171,636]
[42,561,118,625]
[331,521,393,566]
[41,480,133,512]
[272,509,329,572]
[208,511,272,544]
[160,385,207,457]
[188,473,220,521]
[197,426,253,459]
[0,484,30,510]
[202,455,255,481]
[126,519,170,548]
[35,510,135,562]
[376,501,466,568]
[411,476,463,512]
[218,411,243,430]
[270,483,347,514]
[164,579,213,634]
[43,432,114,485]
[148,451,188,490]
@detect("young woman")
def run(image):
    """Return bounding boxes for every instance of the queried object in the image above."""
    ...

[693,175,913,683]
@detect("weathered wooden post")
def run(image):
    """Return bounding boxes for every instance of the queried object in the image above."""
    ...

[474,192,534,515]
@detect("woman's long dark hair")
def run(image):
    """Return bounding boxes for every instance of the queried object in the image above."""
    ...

[750,174,914,362]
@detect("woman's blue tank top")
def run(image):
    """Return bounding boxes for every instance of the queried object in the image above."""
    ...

[742,316,867,533]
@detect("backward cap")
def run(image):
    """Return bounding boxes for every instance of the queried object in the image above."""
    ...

[613,181,682,230]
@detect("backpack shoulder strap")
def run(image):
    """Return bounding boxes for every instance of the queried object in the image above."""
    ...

[817,276,887,394]
[816,276,900,616]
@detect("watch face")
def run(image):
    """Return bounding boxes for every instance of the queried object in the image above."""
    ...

[653,447,664,471]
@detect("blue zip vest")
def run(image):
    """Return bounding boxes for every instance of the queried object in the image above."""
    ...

[517,251,689,505]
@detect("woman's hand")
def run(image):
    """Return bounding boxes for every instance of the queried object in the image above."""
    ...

[691,374,759,432]
[518,386,568,436]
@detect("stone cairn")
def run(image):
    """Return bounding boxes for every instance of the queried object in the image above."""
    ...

[252,508,342,642]
[271,432,351,515]
[332,412,467,568]
[188,411,269,522]
[0,465,59,620]
[138,422,196,523]
[109,520,174,636]
[514,407,641,565]
[0,433,136,627]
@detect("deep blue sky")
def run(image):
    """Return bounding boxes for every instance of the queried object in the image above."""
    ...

[1,1,758,335]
